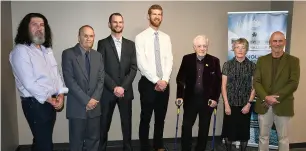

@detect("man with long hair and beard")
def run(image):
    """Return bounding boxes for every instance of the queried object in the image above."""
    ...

[135,4,173,151]
[97,13,137,151]
[9,13,68,151]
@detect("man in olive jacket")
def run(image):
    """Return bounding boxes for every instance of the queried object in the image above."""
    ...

[253,31,300,151]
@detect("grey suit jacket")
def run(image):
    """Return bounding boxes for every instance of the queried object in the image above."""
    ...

[97,35,137,101]
[62,43,105,119]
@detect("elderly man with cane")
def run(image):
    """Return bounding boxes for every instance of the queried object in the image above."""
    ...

[176,35,222,151]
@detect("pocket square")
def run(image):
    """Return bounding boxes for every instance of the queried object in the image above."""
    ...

[210,72,215,74]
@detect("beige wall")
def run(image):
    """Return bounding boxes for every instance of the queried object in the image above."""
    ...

[0,2,2,150]
[288,1,306,144]
[1,1,19,150]
[0,3,2,150]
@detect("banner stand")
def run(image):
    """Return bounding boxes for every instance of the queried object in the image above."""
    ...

[227,10,289,150]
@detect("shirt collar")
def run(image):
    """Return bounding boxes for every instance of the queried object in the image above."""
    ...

[31,43,50,54]
[78,43,90,55]
[111,34,122,43]
[272,53,284,60]
[196,54,206,61]
[148,26,159,36]
[233,57,248,63]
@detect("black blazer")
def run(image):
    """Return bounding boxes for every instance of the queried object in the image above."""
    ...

[97,35,137,101]
[176,53,222,102]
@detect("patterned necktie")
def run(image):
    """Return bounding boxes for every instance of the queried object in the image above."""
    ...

[85,51,90,78]
[154,31,163,79]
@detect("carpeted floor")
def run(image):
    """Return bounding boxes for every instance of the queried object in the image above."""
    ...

[17,141,306,151]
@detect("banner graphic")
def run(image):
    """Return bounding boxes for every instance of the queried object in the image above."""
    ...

[227,11,288,149]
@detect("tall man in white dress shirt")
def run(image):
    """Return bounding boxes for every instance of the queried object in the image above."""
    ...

[135,4,173,151]
[9,13,68,151]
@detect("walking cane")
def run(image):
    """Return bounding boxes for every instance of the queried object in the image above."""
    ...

[174,99,183,151]
[208,100,217,151]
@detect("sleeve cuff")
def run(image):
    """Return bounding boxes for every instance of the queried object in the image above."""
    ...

[57,87,69,95]
[162,78,169,84]
[152,77,160,84]
[92,96,100,102]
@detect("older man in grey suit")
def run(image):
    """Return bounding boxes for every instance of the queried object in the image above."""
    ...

[62,25,105,151]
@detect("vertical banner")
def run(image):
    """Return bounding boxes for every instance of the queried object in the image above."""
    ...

[227,11,288,149]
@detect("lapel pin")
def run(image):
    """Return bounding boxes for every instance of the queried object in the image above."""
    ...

[205,64,209,67]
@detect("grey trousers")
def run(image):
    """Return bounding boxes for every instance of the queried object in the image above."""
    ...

[69,116,100,151]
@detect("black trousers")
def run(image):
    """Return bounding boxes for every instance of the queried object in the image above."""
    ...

[99,97,132,151]
[181,94,213,151]
[138,76,170,151]
[21,97,56,151]
[69,117,100,151]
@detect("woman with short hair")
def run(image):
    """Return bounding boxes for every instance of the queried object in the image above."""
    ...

[221,38,256,151]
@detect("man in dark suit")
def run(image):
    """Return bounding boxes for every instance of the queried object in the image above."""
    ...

[62,25,105,151]
[176,35,222,151]
[97,13,137,151]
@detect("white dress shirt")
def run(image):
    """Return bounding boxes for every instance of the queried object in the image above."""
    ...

[9,43,69,104]
[111,35,122,61]
[135,27,173,84]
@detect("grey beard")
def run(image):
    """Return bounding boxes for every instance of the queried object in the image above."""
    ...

[32,36,45,45]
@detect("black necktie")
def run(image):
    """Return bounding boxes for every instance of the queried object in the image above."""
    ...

[85,51,90,77]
